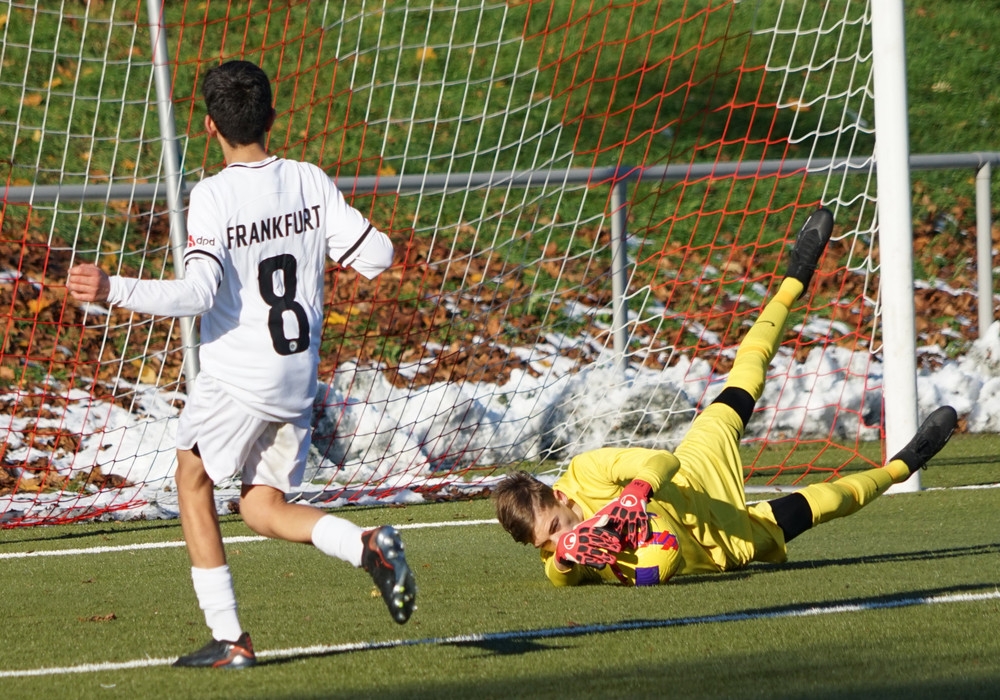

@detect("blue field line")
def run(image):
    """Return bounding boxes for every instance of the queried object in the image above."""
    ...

[1,587,997,679]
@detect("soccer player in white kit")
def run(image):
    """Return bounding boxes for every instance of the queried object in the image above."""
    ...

[67,60,415,668]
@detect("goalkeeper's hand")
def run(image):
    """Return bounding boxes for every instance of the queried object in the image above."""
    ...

[555,517,621,568]
[597,479,654,549]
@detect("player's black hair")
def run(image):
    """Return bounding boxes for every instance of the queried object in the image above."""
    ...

[202,60,274,146]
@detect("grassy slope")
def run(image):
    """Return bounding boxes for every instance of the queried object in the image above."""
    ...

[905,2,1000,209]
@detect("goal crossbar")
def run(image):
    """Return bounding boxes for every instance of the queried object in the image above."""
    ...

[7,153,1000,204]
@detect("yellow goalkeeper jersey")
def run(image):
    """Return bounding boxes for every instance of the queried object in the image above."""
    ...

[542,404,789,586]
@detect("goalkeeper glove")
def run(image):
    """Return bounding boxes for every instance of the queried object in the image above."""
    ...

[598,479,654,548]
[555,517,621,568]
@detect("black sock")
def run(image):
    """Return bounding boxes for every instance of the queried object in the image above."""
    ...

[710,386,755,431]
[768,492,813,543]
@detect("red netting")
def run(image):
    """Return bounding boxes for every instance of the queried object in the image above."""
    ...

[1,1,896,525]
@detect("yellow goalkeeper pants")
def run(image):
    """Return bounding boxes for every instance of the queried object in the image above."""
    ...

[687,276,914,542]
[797,460,912,525]
[670,277,804,566]
[703,276,802,433]
[673,278,800,498]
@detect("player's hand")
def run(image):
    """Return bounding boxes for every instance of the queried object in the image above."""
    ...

[555,517,621,568]
[66,264,111,303]
[598,479,653,548]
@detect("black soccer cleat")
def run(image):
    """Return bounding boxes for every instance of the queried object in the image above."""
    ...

[361,526,417,624]
[785,207,834,289]
[890,405,958,475]
[173,631,256,669]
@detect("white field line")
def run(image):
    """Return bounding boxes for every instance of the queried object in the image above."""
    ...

[6,482,999,562]
[1,588,997,679]
[0,519,499,561]
[4,480,1000,562]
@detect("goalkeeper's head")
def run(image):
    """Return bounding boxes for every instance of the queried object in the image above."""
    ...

[493,471,582,551]
[202,60,276,147]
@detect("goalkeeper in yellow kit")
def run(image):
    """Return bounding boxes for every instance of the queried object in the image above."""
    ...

[492,208,958,587]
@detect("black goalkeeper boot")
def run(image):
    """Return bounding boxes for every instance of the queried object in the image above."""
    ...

[785,207,834,289]
[890,405,958,475]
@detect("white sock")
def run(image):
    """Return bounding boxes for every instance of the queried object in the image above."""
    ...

[311,514,365,567]
[190,565,242,643]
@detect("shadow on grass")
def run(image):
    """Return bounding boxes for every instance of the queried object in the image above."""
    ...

[255,581,999,666]
[0,520,184,547]
[666,541,1000,587]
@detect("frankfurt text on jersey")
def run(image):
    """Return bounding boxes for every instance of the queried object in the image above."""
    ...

[226,205,322,249]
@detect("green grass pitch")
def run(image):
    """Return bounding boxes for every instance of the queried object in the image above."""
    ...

[1,433,998,699]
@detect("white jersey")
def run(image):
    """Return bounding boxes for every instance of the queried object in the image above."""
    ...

[107,155,394,422]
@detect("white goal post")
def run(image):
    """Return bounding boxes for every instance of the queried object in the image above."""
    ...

[870,0,919,492]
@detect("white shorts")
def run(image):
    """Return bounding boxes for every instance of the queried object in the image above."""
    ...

[176,375,311,492]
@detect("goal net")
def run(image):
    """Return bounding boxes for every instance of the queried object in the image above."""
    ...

[1,0,889,525]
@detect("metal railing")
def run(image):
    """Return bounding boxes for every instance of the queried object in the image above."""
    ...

[4,152,998,372]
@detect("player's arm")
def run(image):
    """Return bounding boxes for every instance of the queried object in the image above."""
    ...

[323,180,394,279]
[605,448,680,494]
[336,222,393,279]
[542,551,586,587]
[591,449,682,548]
[68,256,222,317]
[70,182,226,317]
